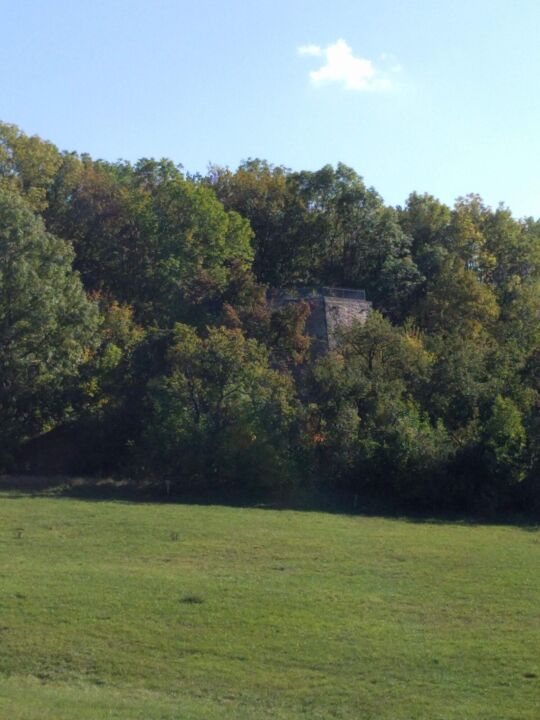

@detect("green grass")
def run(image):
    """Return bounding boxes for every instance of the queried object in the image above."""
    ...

[0,489,538,719]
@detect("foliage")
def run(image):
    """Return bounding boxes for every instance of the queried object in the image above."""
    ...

[143,324,299,489]
[309,313,452,501]
[43,159,254,325]
[0,187,98,457]
[210,161,424,317]
[482,395,527,485]
[1,121,539,512]
[0,121,63,212]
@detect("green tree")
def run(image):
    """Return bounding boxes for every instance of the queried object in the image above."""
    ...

[143,324,299,490]
[288,164,424,315]
[210,161,424,317]
[208,159,307,286]
[0,122,62,212]
[0,188,98,459]
[309,312,447,497]
[147,171,254,322]
[46,158,255,326]
[483,395,527,486]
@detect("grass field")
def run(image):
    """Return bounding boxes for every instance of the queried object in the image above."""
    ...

[0,487,538,719]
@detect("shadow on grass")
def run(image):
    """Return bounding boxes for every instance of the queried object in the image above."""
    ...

[0,474,538,530]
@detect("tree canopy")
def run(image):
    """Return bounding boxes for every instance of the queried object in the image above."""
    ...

[0,186,98,458]
[1,122,539,513]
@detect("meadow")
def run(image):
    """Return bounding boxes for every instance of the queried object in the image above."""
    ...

[0,487,538,719]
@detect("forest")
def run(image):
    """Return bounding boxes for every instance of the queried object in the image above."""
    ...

[1,121,539,513]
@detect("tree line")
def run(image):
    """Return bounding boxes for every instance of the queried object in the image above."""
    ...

[1,122,538,512]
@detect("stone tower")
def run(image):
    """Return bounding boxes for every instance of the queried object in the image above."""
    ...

[271,287,372,352]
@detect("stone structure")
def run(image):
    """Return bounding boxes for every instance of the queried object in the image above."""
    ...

[271,287,372,352]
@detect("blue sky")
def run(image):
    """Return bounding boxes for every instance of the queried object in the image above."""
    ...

[2,0,539,217]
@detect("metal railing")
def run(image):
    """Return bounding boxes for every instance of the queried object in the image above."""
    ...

[321,287,366,300]
[269,286,367,302]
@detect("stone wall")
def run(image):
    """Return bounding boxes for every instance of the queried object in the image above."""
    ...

[324,295,372,349]
[270,288,372,352]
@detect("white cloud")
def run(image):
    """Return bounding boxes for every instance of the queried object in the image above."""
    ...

[297,44,323,57]
[298,39,394,92]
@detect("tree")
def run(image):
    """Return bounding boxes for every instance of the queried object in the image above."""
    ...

[399,192,451,257]
[0,188,98,459]
[147,171,254,322]
[208,159,307,286]
[308,312,448,498]
[143,324,299,490]
[418,255,500,335]
[52,160,255,326]
[209,161,424,317]
[0,122,62,212]
[482,395,526,486]
[288,164,424,316]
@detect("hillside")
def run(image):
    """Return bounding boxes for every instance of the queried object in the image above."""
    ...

[1,123,540,512]
[1,490,538,719]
